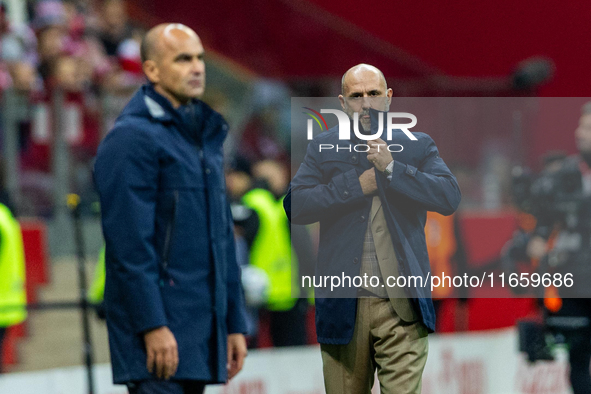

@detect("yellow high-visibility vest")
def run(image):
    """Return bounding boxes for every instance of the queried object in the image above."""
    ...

[89,247,105,304]
[0,204,27,327]
[242,189,297,311]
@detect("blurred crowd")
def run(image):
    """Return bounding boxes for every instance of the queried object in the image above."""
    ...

[1,0,144,151]
[0,0,144,95]
[0,0,150,215]
[0,0,303,217]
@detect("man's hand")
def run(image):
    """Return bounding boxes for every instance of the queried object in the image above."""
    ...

[227,333,247,380]
[144,326,178,380]
[367,138,393,172]
[359,168,377,195]
[527,235,547,260]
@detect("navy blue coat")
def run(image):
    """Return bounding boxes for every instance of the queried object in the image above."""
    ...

[285,115,461,343]
[94,84,247,384]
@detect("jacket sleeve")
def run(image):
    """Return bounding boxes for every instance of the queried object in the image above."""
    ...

[288,139,365,225]
[94,124,167,334]
[225,200,248,334]
[383,135,461,216]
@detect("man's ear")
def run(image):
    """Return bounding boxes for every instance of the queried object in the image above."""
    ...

[386,88,393,108]
[143,60,159,84]
[338,94,346,111]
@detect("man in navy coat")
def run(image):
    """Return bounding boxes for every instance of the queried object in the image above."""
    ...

[94,24,247,394]
[285,64,461,393]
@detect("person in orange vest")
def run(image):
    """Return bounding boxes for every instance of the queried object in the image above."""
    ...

[425,211,468,330]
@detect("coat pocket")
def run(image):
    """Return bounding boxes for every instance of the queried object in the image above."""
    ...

[319,152,361,183]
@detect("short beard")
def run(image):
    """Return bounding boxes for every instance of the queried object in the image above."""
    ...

[344,108,371,133]
[360,119,371,132]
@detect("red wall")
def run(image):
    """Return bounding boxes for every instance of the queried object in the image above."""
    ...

[309,0,591,97]
[130,0,432,78]
[136,0,591,96]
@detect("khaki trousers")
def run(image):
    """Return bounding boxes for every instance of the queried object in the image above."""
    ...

[321,298,428,394]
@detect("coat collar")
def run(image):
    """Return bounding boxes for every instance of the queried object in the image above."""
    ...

[144,95,168,120]
[141,84,179,124]
[129,84,229,144]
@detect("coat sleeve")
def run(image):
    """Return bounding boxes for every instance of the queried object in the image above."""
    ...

[287,139,366,225]
[94,123,167,334]
[383,135,461,216]
[225,200,248,334]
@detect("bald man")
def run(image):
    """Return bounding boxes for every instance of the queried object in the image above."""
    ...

[286,64,461,393]
[94,24,248,394]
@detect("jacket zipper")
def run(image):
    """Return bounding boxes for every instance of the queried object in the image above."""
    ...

[161,190,179,286]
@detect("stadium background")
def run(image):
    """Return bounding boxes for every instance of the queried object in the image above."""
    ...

[0,0,588,393]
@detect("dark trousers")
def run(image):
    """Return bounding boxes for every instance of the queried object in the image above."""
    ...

[0,327,6,373]
[550,298,591,394]
[567,328,591,394]
[127,380,205,394]
[269,298,308,347]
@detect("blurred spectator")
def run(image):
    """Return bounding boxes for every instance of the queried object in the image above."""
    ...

[116,29,142,75]
[33,0,67,83]
[227,156,254,202]
[226,157,263,346]
[0,1,37,65]
[0,1,38,92]
[101,25,145,91]
[98,0,132,56]
[7,62,37,92]
[53,54,85,91]
[62,6,111,86]
[239,108,288,165]
[33,0,117,89]
[242,159,309,347]
[425,211,469,331]
[238,80,291,166]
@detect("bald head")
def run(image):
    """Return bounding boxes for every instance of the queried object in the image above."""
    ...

[341,64,387,96]
[141,23,206,107]
[141,23,200,63]
[338,64,392,131]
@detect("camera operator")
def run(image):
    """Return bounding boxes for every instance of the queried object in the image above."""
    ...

[525,101,591,394]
